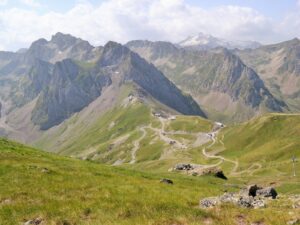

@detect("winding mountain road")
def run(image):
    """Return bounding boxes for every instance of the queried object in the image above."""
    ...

[128,115,262,176]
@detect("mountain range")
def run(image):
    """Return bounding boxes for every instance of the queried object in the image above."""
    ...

[0,32,299,224]
[0,32,299,159]
[126,40,288,122]
[179,32,262,50]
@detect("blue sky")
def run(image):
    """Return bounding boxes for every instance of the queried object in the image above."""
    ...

[0,0,299,51]
[2,0,297,18]
[188,0,297,19]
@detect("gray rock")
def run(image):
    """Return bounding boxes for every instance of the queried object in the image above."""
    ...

[41,168,50,173]
[174,163,193,171]
[24,217,43,225]
[160,178,173,185]
[237,196,266,208]
[219,193,239,204]
[214,170,227,180]
[251,199,266,209]
[238,196,254,208]
[287,219,300,225]
[248,184,262,197]
[256,187,277,199]
[200,197,219,208]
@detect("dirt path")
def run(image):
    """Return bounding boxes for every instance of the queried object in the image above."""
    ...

[128,116,262,176]
[201,128,263,176]
[129,127,147,164]
[200,129,239,175]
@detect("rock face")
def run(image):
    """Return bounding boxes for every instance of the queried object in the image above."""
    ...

[127,40,287,123]
[0,33,205,130]
[25,32,97,63]
[31,58,112,129]
[31,41,205,129]
[236,38,300,111]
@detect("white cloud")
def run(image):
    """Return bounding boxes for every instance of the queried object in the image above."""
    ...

[20,0,41,8]
[0,0,7,6]
[0,0,298,51]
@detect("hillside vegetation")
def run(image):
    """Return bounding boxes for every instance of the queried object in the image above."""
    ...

[206,114,300,190]
[0,138,299,225]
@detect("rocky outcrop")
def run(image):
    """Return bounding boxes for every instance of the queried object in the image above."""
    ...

[174,164,227,180]
[248,185,277,199]
[256,187,278,199]
[199,197,219,208]
[214,170,227,180]
[200,193,266,209]
[174,163,194,171]
[200,186,277,209]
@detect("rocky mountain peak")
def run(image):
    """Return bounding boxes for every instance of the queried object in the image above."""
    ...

[99,41,131,67]
[50,32,79,49]
[179,33,261,50]
[24,33,95,64]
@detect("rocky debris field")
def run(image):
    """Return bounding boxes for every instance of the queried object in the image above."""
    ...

[200,185,278,209]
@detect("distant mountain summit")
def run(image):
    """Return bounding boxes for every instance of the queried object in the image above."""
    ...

[236,38,300,111]
[127,40,286,122]
[0,33,204,131]
[179,32,261,50]
[25,32,98,63]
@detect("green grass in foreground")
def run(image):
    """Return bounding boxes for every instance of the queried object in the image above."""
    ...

[0,138,299,225]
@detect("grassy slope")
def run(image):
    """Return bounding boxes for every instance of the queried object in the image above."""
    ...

[165,115,213,133]
[214,114,300,191]
[1,138,299,225]
[34,82,216,169]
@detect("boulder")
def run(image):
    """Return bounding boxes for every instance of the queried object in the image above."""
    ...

[41,168,50,173]
[24,218,43,225]
[293,200,300,209]
[251,199,266,209]
[200,197,219,208]
[256,187,277,199]
[238,196,254,208]
[160,178,173,185]
[174,163,193,171]
[214,170,227,180]
[287,219,300,225]
[248,185,262,197]
[237,196,265,208]
[219,193,239,204]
